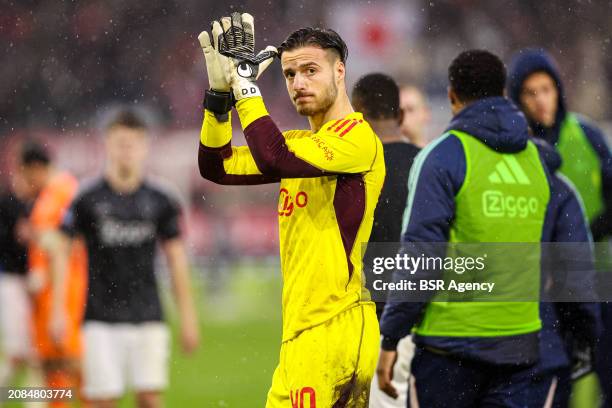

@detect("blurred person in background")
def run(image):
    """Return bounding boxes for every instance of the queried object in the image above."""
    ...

[353,73,421,319]
[53,107,199,408]
[399,85,431,148]
[508,49,612,407]
[0,171,35,389]
[20,142,87,408]
[525,138,602,408]
[350,72,420,408]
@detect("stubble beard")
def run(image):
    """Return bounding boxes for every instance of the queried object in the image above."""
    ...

[295,80,338,117]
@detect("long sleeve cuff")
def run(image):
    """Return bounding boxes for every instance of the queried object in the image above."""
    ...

[200,110,232,148]
[381,336,401,351]
[236,96,269,129]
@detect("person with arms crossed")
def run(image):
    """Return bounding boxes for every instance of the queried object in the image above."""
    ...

[52,108,200,408]
[197,13,385,407]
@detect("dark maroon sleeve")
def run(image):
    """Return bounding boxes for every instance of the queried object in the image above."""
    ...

[244,116,332,178]
[198,142,280,185]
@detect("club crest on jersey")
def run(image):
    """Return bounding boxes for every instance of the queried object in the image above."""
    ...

[278,188,308,216]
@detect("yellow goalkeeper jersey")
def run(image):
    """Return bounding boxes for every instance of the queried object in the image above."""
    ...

[199,97,385,341]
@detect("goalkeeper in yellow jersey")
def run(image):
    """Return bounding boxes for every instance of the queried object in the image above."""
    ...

[197,13,385,407]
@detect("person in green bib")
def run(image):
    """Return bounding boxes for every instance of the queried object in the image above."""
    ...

[377,50,556,407]
[508,48,612,244]
[508,48,612,407]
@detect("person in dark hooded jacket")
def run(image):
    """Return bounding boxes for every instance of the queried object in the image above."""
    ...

[529,138,601,408]
[508,48,612,243]
[377,49,556,407]
[508,48,612,407]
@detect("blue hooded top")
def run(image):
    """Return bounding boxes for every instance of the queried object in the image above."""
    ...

[507,49,612,240]
[380,96,600,366]
[507,49,568,143]
[532,138,601,374]
[380,97,543,365]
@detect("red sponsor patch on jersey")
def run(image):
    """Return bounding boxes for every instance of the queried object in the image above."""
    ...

[278,188,308,217]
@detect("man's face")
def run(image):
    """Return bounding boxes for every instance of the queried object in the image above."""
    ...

[400,87,430,139]
[281,46,340,117]
[19,164,46,198]
[11,170,30,201]
[520,71,559,127]
[105,125,149,176]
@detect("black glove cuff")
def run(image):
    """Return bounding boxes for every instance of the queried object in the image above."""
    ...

[203,90,234,118]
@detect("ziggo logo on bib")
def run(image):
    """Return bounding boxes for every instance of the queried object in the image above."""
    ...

[482,190,539,218]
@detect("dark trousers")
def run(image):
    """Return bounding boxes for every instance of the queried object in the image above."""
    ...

[597,302,612,407]
[411,346,553,408]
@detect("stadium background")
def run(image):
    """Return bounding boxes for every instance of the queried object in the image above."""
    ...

[1,0,612,406]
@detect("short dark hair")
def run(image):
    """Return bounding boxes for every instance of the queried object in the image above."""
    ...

[104,107,149,132]
[352,73,400,120]
[278,27,348,63]
[20,141,50,166]
[448,49,506,102]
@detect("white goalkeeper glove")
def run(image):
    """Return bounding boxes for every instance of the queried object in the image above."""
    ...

[217,12,277,101]
[198,21,231,92]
